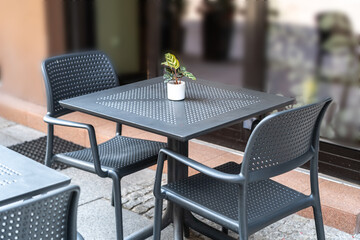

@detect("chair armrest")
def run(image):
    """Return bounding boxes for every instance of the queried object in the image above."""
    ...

[43,114,107,178]
[44,114,92,130]
[154,148,244,198]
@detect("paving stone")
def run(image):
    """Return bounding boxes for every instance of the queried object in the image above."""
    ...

[0,124,45,142]
[122,197,130,204]
[77,198,117,239]
[0,117,16,129]
[141,185,154,194]
[77,198,174,240]
[144,207,155,219]
[0,133,24,146]
[187,230,206,240]
[121,168,157,187]
[143,198,155,209]
[128,191,143,199]
[137,194,153,203]
[121,187,131,197]
[123,184,144,195]
[123,197,143,210]
[60,167,113,205]
[249,214,359,240]
[132,204,150,214]
[189,213,360,240]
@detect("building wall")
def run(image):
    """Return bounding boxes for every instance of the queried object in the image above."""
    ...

[0,0,49,106]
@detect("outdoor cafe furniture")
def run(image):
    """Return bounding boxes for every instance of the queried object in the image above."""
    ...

[0,146,82,239]
[59,76,294,240]
[153,98,332,240]
[0,145,70,206]
[0,185,82,240]
[41,51,166,240]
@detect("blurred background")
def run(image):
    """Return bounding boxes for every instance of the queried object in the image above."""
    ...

[0,0,358,182]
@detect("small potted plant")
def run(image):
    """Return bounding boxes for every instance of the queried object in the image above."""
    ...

[162,53,196,100]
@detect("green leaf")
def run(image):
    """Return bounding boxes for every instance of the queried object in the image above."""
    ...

[164,53,180,69]
[165,67,173,74]
[163,76,172,83]
[163,69,173,83]
[161,61,171,67]
[180,66,186,72]
[176,71,183,78]
[163,68,174,81]
[163,72,171,79]
[182,71,196,80]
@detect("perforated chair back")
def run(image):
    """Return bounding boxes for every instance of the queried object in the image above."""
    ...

[42,51,119,117]
[0,185,80,240]
[242,98,332,182]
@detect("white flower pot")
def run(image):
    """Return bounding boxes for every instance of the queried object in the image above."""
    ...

[167,81,186,101]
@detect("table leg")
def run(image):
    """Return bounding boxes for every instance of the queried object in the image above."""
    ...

[167,138,188,240]
[126,138,188,240]
[167,139,236,240]
[167,139,189,181]
[125,138,188,240]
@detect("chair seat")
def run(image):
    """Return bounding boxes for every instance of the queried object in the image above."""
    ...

[54,135,166,173]
[162,162,307,232]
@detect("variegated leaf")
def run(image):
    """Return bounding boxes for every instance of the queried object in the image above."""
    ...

[161,61,171,67]
[165,67,173,74]
[163,72,171,79]
[165,53,180,69]
[163,76,172,83]
[183,71,196,80]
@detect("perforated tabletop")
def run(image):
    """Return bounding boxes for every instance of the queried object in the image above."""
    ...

[0,146,70,206]
[60,77,294,141]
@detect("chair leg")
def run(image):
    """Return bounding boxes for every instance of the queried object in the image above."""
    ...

[238,186,248,240]
[109,172,124,240]
[45,124,54,167]
[153,197,163,240]
[184,225,190,238]
[111,186,115,207]
[238,228,247,240]
[313,204,325,240]
[77,232,85,240]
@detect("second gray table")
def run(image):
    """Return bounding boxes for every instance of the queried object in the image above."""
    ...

[60,77,293,240]
[0,146,71,207]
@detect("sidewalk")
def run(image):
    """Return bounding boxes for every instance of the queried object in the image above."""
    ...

[0,116,359,240]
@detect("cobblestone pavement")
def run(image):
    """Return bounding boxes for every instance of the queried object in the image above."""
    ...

[0,117,359,239]
[122,178,167,219]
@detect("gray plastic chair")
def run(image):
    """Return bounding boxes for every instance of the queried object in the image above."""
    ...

[41,51,166,240]
[153,98,332,240]
[0,185,82,240]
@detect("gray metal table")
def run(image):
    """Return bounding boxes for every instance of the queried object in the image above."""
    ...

[0,146,71,207]
[60,77,293,240]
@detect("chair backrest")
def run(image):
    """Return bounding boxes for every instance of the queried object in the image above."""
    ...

[42,51,119,117]
[0,185,80,240]
[241,98,332,182]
